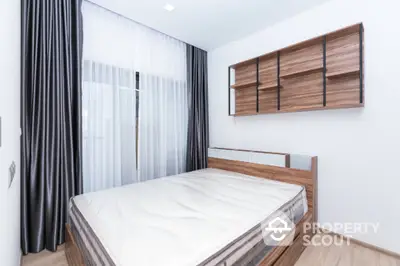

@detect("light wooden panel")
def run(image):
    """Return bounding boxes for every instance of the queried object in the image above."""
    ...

[280,72,323,112]
[280,41,323,77]
[326,76,360,107]
[234,62,257,86]
[259,88,278,113]
[259,54,277,84]
[326,25,361,107]
[280,40,323,111]
[233,62,258,115]
[235,85,257,115]
[259,54,278,113]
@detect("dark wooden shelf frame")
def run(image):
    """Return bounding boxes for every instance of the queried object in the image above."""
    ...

[323,36,327,106]
[277,51,281,111]
[256,58,259,112]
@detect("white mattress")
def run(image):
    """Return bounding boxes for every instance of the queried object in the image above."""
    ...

[72,168,308,266]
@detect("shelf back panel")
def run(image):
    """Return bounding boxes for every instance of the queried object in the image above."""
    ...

[280,72,324,112]
[280,42,323,77]
[258,54,278,113]
[326,26,362,107]
[235,86,257,115]
[259,55,277,84]
[235,63,257,85]
[259,89,278,113]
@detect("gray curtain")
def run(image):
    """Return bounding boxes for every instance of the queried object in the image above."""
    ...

[21,0,83,254]
[186,45,209,171]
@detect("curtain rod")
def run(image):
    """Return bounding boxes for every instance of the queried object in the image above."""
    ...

[83,0,196,48]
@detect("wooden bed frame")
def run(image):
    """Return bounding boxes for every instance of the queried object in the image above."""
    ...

[65,148,318,266]
[208,148,318,265]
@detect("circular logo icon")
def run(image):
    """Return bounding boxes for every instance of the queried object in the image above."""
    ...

[261,210,295,246]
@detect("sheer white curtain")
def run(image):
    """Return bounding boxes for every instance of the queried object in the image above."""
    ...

[82,2,188,192]
[139,74,188,181]
[82,62,137,193]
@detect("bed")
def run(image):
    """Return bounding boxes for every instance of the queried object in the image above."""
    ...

[65,148,317,266]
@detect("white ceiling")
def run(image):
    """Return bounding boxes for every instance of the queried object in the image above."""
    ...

[89,0,329,51]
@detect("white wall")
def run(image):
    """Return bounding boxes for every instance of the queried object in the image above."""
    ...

[209,0,400,254]
[0,0,21,265]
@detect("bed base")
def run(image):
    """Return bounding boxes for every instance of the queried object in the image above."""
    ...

[65,224,85,266]
[65,213,313,266]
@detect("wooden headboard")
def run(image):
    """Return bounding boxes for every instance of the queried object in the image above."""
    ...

[207,147,318,222]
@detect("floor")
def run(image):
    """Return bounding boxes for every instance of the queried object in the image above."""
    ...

[22,238,400,266]
[295,241,400,266]
[22,245,68,266]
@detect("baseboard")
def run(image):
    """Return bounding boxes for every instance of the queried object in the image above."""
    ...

[325,231,400,260]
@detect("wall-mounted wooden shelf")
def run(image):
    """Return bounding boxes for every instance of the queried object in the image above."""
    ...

[258,83,282,90]
[280,67,324,79]
[228,23,364,116]
[326,69,360,79]
[230,81,258,89]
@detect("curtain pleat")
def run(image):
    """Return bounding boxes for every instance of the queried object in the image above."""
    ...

[186,45,209,171]
[21,0,83,254]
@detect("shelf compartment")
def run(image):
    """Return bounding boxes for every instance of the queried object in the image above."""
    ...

[280,67,324,79]
[258,83,282,90]
[326,69,359,79]
[230,81,258,89]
